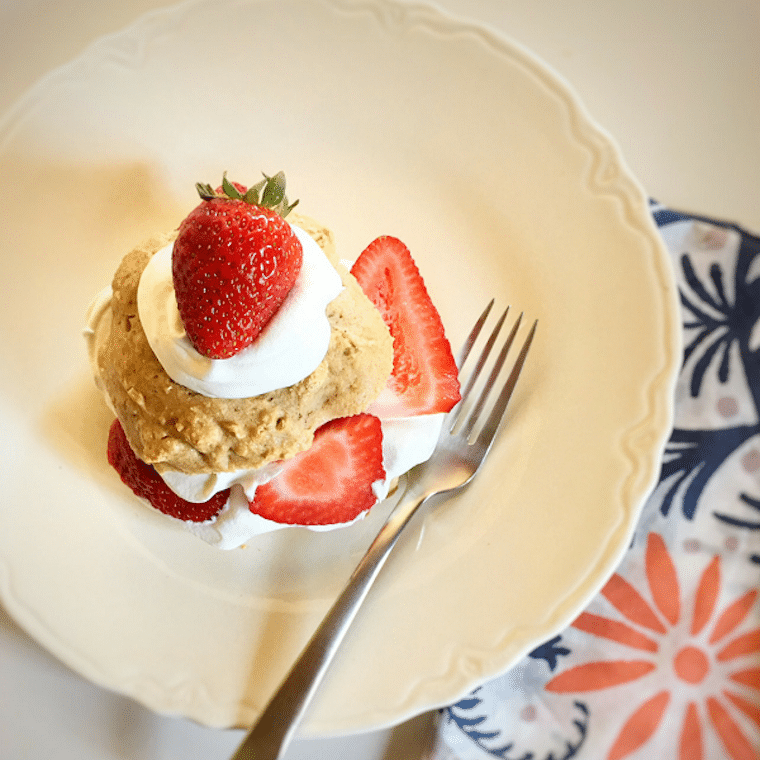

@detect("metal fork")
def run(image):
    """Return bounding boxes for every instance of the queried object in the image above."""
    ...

[230,302,537,760]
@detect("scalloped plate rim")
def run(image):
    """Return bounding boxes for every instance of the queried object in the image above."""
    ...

[0,0,680,737]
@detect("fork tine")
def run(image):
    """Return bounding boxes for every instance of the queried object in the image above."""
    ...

[456,299,495,369]
[460,312,523,439]
[450,305,509,432]
[476,318,537,449]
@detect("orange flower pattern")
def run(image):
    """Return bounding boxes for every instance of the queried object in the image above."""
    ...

[545,533,759,759]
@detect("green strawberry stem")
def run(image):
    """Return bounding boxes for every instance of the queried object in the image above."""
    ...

[195,171,299,218]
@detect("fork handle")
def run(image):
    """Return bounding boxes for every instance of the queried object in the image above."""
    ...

[230,482,433,760]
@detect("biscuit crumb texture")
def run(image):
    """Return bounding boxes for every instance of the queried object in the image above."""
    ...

[98,213,393,475]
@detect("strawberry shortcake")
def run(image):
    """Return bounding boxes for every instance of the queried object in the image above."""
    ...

[86,173,460,548]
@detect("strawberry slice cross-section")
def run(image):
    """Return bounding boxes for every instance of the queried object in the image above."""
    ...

[249,413,385,526]
[351,235,460,417]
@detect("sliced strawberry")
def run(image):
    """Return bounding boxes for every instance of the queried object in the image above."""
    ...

[107,419,228,522]
[249,414,385,525]
[351,236,460,416]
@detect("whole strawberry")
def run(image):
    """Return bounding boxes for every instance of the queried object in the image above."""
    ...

[172,172,302,359]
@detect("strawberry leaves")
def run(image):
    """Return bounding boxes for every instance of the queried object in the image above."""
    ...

[195,171,299,217]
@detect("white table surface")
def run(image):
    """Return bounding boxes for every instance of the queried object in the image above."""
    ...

[0,1,757,758]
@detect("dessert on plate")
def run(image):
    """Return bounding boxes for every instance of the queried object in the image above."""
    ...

[85,172,460,548]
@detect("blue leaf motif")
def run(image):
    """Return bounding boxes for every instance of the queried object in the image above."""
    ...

[528,636,571,672]
[443,691,589,759]
[657,426,757,519]
[680,254,733,397]
[714,492,760,530]
[654,220,760,524]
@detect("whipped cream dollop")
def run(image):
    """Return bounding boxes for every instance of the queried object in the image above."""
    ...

[137,223,344,399]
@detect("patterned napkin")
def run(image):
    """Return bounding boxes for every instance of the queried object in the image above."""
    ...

[429,204,760,760]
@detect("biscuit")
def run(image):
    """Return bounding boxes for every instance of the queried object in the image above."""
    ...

[97,213,394,475]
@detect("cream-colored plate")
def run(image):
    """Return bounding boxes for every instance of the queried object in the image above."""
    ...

[0,0,679,737]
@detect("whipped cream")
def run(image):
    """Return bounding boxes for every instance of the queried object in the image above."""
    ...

[163,412,444,549]
[84,286,115,411]
[183,483,370,549]
[137,223,344,399]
